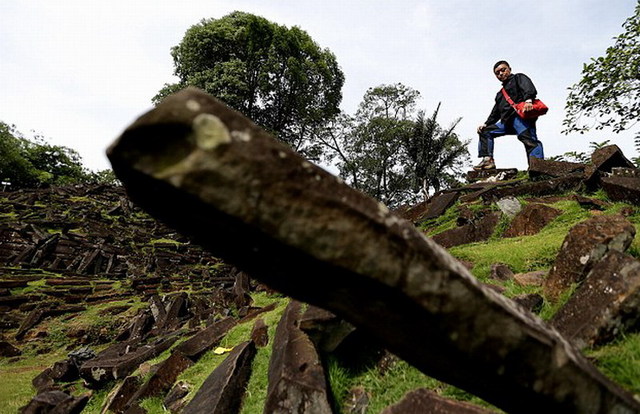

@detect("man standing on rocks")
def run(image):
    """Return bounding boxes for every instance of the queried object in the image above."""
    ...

[475,60,544,170]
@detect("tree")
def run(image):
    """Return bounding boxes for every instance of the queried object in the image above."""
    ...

[407,106,470,200]
[0,122,98,188]
[320,84,469,208]
[0,122,40,187]
[563,4,640,153]
[154,11,345,160]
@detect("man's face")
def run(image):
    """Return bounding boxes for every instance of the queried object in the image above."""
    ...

[494,64,511,82]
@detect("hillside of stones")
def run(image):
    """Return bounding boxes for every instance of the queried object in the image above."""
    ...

[3,142,640,413]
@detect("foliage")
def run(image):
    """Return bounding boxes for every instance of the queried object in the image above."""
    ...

[546,140,610,163]
[154,11,345,160]
[407,106,470,199]
[320,84,469,207]
[0,121,97,188]
[563,3,640,155]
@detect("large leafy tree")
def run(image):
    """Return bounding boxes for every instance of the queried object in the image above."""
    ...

[0,122,111,188]
[319,84,469,208]
[563,3,640,150]
[154,11,345,159]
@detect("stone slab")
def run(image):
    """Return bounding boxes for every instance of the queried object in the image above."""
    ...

[264,301,333,414]
[381,388,495,413]
[543,215,635,301]
[107,86,640,414]
[552,250,640,349]
[182,341,256,414]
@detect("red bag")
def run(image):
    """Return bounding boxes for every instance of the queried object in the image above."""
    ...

[501,88,548,119]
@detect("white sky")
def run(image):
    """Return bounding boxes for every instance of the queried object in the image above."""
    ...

[1,1,638,172]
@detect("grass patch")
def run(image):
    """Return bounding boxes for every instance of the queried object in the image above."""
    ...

[587,333,640,395]
[0,350,67,412]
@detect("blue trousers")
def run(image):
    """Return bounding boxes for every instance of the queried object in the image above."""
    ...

[478,116,544,161]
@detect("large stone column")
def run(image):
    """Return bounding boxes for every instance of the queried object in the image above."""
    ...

[107,87,640,414]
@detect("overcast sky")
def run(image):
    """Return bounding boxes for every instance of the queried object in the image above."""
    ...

[1,1,638,172]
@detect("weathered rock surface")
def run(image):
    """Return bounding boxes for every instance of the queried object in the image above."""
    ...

[20,390,88,414]
[182,341,256,414]
[528,157,585,179]
[264,301,333,414]
[489,263,513,281]
[79,334,178,386]
[584,145,637,189]
[381,388,495,413]
[552,250,640,349]
[513,270,547,287]
[107,87,640,414]
[173,316,236,359]
[601,175,640,204]
[543,215,636,300]
[503,203,562,238]
[431,212,501,248]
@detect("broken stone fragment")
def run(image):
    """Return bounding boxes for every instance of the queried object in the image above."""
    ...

[102,376,141,414]
[489,263,514,281]
[250,318,269,348]
[381,388,495,413]
[496,196,521,218]
[182,341,256,414]
[20,390,88,414]
[513,270,547,287]
[527,157,585,180]
[107,87,640,414]
[543,214,635,301]
[584,145,637,190]
[503,203,562,238]
[601,175,640,204]
[0,340,21,357]
[552,250,640,350]
[265,301,333,414]
[431,212,500,248]
[125,351,194,407]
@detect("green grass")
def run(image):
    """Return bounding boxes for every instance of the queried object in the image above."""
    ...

[0,350,67,413]
[587,333,640,395]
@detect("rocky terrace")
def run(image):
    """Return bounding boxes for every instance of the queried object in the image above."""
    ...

[4,97,640,413]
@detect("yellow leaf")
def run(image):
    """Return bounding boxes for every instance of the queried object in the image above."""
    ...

[213,346,233,355]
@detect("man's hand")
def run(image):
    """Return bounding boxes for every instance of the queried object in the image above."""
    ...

[523,102,534,112]
[477,124,486,134]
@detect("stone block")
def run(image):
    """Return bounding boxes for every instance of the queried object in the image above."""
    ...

[513,270,547,287]
[552,250,640,349]
[79,335,178,386]
[182,341,256,414]
[601,176,640,204]
[480,174,583,203]
[528,157,585,179]
[489,263,513,281]
[543,215,635,301]
[0,340,21,357]
[126,351,194,407]
[432,212,500,248]
[466,168,518,183]
[250,318,269,348]
[173,316,236,359]
[381,388,495,413]
[503,203,562,238]
[265,301,332,413]
[103,376,141,414]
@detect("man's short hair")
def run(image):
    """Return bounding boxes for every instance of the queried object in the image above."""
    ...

[493,60,510,70]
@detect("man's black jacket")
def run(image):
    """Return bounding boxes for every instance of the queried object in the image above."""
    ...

[485,73,538,125]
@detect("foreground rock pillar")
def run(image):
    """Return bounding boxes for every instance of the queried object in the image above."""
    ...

[107,87,640,414]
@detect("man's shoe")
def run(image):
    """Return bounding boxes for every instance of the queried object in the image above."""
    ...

[473,157,496,170]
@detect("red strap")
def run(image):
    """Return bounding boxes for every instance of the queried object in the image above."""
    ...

[501,88,517,109]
